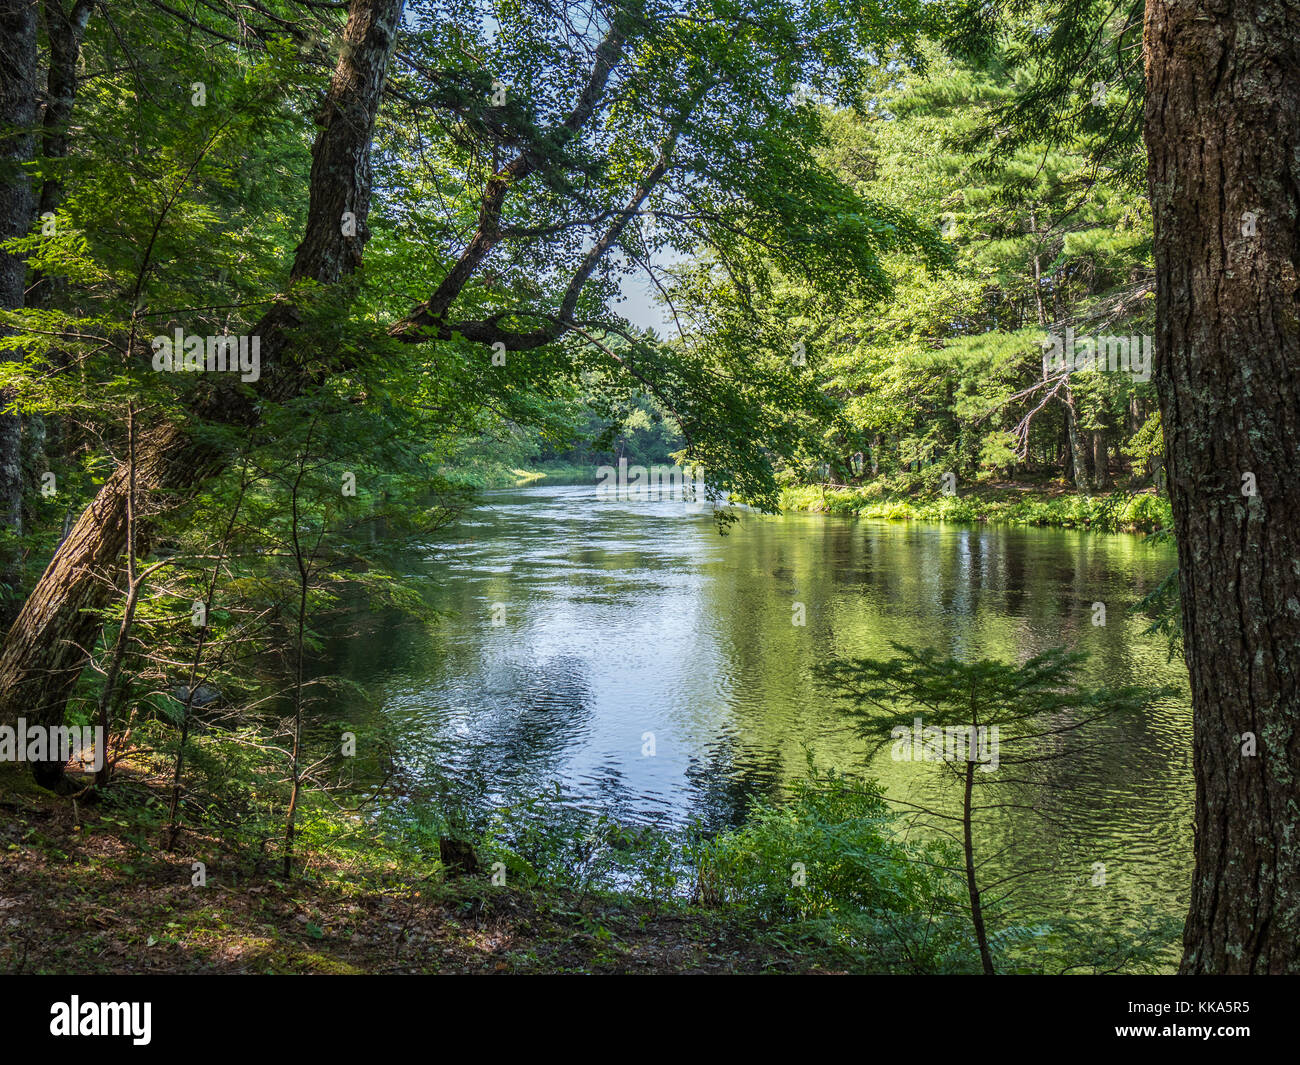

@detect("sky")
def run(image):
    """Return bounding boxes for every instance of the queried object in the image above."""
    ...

[615,272,675,335]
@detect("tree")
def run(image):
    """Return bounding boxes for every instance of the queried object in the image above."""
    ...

[0,0,944,790]
[0,0,404,789]
[821,644,1166,974]
[666,48,1159,495]
[921,0,1298,970]
[1144,0,1300,973]
[0,0,40,597]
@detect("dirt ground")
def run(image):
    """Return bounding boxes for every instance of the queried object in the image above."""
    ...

[0,772,843,975]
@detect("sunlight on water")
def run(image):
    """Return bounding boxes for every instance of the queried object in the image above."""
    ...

[321,482,1191,947]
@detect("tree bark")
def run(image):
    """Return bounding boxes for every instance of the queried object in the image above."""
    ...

[37,2,92,214]
[0,0,40,592]
[1145,0,1300,973]
[1060,384,1090,493]
[28,0,94,309]
[0,0,406,787]
[1091,429,1109,489]
[2,2,95,627]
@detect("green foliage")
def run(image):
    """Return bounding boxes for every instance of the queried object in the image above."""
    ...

[780,482,1171,532]
[949,0,1148,191]
[694,764,982,971]
[0,0,1193,976]
[696,766,946,920]
[1135,529,1183,658]
[822,644,1164,753]
[818,644,1177,972]
[663,40,1160,501]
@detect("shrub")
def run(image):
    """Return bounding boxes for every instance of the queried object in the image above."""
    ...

[695,766,978,971]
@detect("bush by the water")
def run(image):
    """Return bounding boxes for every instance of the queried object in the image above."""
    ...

[779,483,1172,533]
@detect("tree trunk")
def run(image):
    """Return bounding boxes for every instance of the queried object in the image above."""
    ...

[963,759,995,975]
[0,0,406,787]
[0,0,40,596]
[18,1,97,543]
[1091,430,1109,489]
[30,0,95,303]
[1145,0,1300,973]
[1060,385,1090,493]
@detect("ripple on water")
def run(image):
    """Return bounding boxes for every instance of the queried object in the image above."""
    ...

[325,484,1192,948]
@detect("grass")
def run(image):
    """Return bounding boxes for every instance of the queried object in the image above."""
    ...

[0,763,848,975]
[779,479,1172,534]
[441,463,597,489]
[0,718,1179,975]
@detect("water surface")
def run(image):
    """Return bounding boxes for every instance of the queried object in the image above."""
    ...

[325,483,1192,940]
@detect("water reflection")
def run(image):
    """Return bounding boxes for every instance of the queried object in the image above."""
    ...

[322,483,1192,933]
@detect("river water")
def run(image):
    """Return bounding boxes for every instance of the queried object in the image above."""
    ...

[325,482,1192,946]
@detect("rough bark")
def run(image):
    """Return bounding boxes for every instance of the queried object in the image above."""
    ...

[0,0,40,584]
[25,0,93,318]
[1145,0,1300,972]
[36,1,93,224]
[0,0,406,786]
[7,2,96,628]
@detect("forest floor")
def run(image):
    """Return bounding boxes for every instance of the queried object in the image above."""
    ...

[0,766,843,975]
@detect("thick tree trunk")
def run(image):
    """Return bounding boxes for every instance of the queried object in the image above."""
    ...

[0,0,40,594]
[29,0,94,305]
[0,422,208,789]
[3,2,96,631]
[1145,0,1300,972]
[0,0,406,786]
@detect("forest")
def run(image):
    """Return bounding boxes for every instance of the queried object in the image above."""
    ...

[0,0,1295,993]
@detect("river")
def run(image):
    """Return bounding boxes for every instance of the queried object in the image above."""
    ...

[323,481,1192,947]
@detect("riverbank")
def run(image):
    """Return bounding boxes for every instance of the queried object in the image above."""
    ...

[779,481,1171,533]
[0,765,845,975]
[447,467,1172,534]
[0,742,1179,975]
[439,463,592,490]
